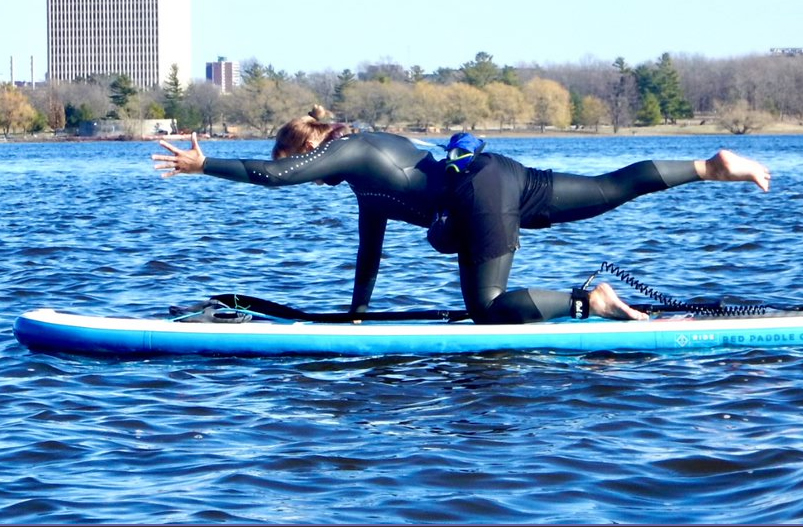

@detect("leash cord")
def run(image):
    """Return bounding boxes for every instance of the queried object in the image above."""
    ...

[592,262,768,316]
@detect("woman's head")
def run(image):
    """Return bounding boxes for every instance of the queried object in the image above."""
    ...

[272,105,348,159]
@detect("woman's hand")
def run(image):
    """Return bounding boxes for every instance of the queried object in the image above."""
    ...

[589,282,649,320]
[152,132,206,177]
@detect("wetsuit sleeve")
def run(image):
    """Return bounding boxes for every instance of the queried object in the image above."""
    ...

[202,158,250,183]
[350,208,387,313]
[201,138,354,187]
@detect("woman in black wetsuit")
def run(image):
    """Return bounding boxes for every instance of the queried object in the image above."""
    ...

[152,108,771,324]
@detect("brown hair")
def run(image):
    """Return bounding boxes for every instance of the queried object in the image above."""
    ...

[272,105,342,159]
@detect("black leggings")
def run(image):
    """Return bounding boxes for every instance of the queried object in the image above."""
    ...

[460,161,697,324]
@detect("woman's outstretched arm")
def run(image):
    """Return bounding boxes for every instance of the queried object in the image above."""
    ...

[152,132,352,187]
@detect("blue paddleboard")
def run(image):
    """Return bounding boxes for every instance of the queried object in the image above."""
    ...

[13,308,803,357]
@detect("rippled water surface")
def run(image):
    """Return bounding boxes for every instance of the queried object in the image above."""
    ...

[2,134,803,523]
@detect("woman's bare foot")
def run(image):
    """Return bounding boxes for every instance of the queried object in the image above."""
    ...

[589,283,649,321]
[695,149,771,192]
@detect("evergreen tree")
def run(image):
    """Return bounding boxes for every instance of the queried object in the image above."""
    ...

[162,63,183,120]
[65,103,94,129]
[265,64,289,84]
[632,64,656,99]
[499,65,520,87]
[241,60,269,85]
[653,53,693,123]
[109,74,137,118]
[461,52,500,88]
[570,91,583,127]
[636,92,662,125]
[333,69,357,120]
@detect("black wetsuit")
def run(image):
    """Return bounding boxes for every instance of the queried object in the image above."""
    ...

[201,132,703,324]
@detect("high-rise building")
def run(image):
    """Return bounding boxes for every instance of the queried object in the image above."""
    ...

[46,0,191,88]
[205,57,240,93]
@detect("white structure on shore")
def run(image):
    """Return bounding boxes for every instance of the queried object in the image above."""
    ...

[47,0,191,88]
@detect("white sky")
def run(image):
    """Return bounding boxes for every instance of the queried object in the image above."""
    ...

[1,0,800,82]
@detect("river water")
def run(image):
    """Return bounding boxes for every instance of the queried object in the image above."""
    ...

[1,133,803,523]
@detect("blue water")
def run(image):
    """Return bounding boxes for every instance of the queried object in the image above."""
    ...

[2,134,803,523]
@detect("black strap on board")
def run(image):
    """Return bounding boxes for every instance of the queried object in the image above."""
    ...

[209,293,471,323]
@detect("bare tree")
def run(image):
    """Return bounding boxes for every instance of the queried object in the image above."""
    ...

[541,55,616,101]
[715,99,772,134]
[762,55,803,120]
[185,81,223,135]
[608,57,636,132]
[673,53,719,114]
[302,70,340,110]
[339,80,412,130]
[59,79,113,121]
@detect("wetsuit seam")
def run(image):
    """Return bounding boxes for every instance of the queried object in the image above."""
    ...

[247,137,344,182]
[351,188,431,223]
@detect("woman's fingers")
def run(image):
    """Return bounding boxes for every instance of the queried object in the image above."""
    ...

[158,139,182,154]
[190,132,201,152]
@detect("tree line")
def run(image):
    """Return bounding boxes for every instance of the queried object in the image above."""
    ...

[1,51,801,138]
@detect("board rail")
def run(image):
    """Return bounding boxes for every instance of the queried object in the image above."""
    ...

[13,308,803,358]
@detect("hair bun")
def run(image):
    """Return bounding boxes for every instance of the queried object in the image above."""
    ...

[308,104,328,121]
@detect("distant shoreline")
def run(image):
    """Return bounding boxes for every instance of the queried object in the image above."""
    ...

[4,120,803,144]
[418,121,803,139]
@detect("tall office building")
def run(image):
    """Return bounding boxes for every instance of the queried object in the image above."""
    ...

[206,57,240,93]
[47,0,191,88]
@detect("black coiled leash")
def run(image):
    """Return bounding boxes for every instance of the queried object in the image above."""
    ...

[581,262,780,317]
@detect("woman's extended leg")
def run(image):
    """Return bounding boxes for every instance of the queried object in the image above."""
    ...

[547,160,695,223]
[548,151,770,224]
